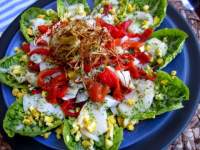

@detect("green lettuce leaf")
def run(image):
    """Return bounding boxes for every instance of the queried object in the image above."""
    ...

[131,71,189,120]
[151,28,188,69]
[20,7,58,42]
[57,0,90,19]
[3,99,63,137]
[63,119,84,150]
[63,118,123,150]
[129,0,167,27]
[0,52,27,88]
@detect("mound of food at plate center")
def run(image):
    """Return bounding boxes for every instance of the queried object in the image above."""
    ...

[49,19,115,68]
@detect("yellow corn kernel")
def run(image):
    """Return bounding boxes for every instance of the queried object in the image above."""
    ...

[145,45,151,51]
[127,4,134,12]
[44,116,54,123]
[117,116,124,127]
[75,131,81,142]
[108,115,116,125]
[171,70,177,76]
[143,5,149,12]
[105,139,113,148]
[82,140,91,148]
[11,65,22,75]
[157,58,163,65]
[103,1,110,5]
[23,118,32,125]
[127,123,134,131]
[126,99,135,106]
[42,132,51,139]
[14,47,21,53]
[153,16,160,25]
[86,121,97,133]
[32,110,40,120]
[114,16,119,23]
[109,8,115,15]
[155,49,162,57]
[20,55,28,62]
[142,20,149,29]
[37,14,45,19]
[55,125,63,139]
[42,91,47,98]
[161,79,168,85]
[99,8,104,14]
[123,118,130,128]
[12,88,20,97]
[107,124,114,139]
[27,28,33,36]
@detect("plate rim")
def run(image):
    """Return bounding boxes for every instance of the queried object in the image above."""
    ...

[0,1,200,150]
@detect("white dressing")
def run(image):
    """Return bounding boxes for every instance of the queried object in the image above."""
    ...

[23,94,64,119]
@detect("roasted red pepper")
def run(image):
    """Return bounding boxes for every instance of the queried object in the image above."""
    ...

[127,61,140,79]
[97,67,123,100]
[86,80,110,102]
[36,38,48,46]
[136,52,151,64]
[103,4,112,15]
[61,99,80,117]
[21,42,30,53]
[38,25,49,34]
[37,67,63,90]
[28,48,49,56]
[28,61,40,72]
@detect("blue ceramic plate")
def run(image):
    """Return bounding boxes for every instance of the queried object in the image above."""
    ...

[0,0,200,150]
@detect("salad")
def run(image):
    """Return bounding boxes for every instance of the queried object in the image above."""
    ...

[1,0,189,149]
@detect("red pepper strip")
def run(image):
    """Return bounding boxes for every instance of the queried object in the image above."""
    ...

[37,67,63,90]
[28,48,49,56]
[47,82,67,104]
[96,18,126,38]
[97,67,123,100]
[86,80,110,102]
[36,38,48,46]
[38,25,49,34]
[61,99,80,117]
[28,61,40,72]
[139,28,153,42]
[21,43,30,53]
[127,61,140,79]
[119,53,135,60]
[122,40,143,50]
[127,28,153,42]
[135,52,151,64]
[116,19,132,32]
[103,4,112,15]
[46,73,68,104]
